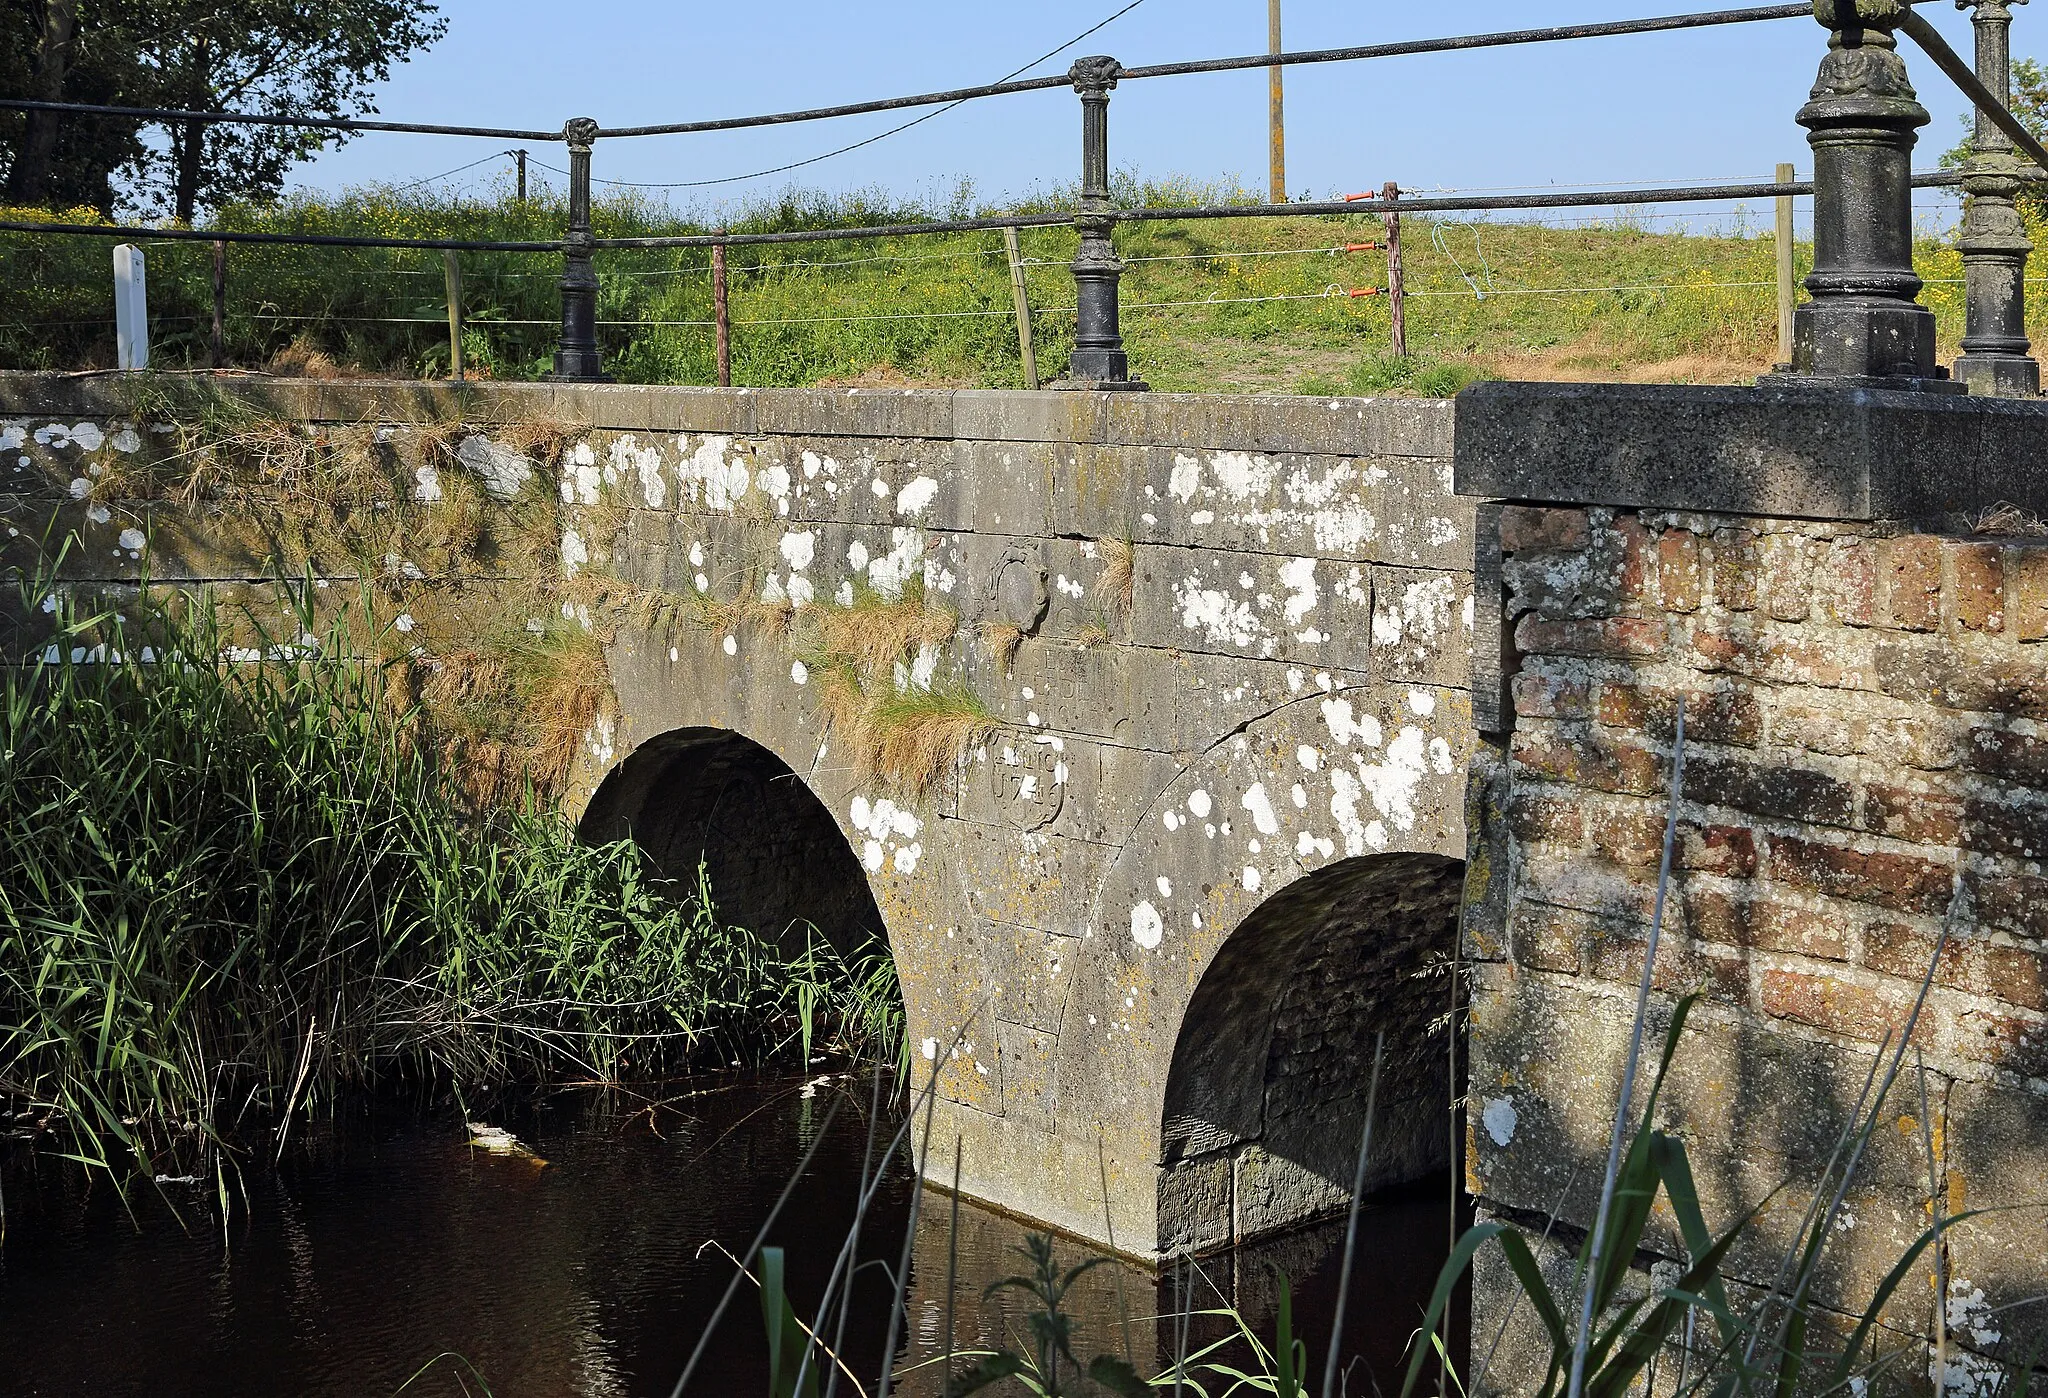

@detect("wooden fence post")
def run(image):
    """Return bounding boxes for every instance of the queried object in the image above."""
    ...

[712,242,732,388]
[1003,225,1040,390]
[443,249,463,380]
[1776,161,1797,366]
[1384,181,1407,358]
[210,239,226,369]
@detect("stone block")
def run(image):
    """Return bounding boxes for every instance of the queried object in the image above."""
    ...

[1946,1079,2048,1366]
[1454,379,2048,525]
[750,387,954,440]
[1375,565,1477,685]
[952,389,1106,445]
[1131,542,1375,670]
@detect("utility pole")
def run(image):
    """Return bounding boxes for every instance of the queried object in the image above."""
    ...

[1775,162,1797,367]
[1268,0,1286,202]
[515,149,528,203]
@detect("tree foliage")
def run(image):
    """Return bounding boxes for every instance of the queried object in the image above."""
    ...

[0,0,446,218]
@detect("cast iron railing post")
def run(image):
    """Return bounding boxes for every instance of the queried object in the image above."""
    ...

[552,116,607,382]
[1954,0,2040,396]
[1770,1,1959,389]
[1058,56,1146,391]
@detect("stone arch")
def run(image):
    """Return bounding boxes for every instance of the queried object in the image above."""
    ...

[1156,852,1465,1254]
[578,726,887,958]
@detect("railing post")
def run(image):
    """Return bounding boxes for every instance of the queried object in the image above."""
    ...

[551,116,607,382]
[1057,56,1146,391]
[1954,0,2040,396]
[1768,1,1958,389]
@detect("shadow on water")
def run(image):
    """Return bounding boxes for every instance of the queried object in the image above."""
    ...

[0,1071,1462,1397]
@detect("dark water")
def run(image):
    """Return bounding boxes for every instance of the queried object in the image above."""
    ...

[0,1073,1461,1397]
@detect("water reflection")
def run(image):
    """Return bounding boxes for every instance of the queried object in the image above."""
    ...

[0,1072,1458,1397]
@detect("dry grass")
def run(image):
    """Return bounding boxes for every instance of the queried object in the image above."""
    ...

[981,620,1024,672]
[265,335,367,380]
[518,627,615,792]
[812,583,958,681]
[864,685,1000,801]
[1971,501,2048,538]
[1094,537,1134,630]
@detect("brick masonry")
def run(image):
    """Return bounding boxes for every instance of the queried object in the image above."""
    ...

[1468,500,2048,1387]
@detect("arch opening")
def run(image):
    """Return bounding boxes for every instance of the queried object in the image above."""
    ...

[578,727,886,957]
[1159,854,1465,1254]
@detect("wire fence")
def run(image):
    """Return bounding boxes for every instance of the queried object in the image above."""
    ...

[0,0,2027,388]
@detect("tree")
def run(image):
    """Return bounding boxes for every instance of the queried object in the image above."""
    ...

[0,0,445,219]
[125,0,447,221]
[0,1,149,214]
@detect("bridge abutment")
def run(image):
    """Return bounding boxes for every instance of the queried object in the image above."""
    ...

[1458,381,2048,1393]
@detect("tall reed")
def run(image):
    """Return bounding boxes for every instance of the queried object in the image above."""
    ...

[0,569,900,1189]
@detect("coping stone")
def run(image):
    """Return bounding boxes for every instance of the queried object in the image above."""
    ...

[1455,379,2048,524]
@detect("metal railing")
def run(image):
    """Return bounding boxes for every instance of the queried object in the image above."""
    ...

[0,0,2039,393]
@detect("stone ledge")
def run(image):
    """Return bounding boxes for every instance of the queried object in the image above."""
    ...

[1454,379,2048,524]
[0,374,1453,457]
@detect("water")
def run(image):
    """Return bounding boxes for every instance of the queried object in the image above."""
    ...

[0,1073,1460,1397]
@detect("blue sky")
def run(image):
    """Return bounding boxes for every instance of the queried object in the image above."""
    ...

[291,1,1999,228]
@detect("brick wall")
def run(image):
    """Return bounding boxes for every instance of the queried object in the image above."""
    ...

[1468,502,2048,1387]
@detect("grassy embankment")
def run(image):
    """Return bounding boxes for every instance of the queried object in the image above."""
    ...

[1,178,2015,394]
[0,568,901,1195]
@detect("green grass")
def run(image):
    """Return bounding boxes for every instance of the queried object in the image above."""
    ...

[0,561,901,1193]
[0,176,2007,393]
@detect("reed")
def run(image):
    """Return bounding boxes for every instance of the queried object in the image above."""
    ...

[0,568,900,1192]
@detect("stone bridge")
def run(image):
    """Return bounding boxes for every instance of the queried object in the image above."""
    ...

[9,373,2046,1381]
[561,387,1478,1257]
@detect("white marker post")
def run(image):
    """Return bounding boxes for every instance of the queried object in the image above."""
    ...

[113,244,149,370]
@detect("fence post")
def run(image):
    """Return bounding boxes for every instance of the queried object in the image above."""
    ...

[1765,6,1954,388]
[443,249,464,380]
[1954,0,2040,396]
[551,116,607,382]
[1384,181,1407,358]
[113,243,148,371]
[713,240,732,388]
[1057,56,1146,390]
[1004,225,1040,389]
[1775,162,1797,367]
[210,239,227,369]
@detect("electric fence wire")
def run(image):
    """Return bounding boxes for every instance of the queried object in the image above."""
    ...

[524,0,1150,191]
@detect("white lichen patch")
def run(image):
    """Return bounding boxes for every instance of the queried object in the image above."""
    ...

[560,530,589,578]
[896,476,939,517]
[457,436,535,500]
[1240,782,1281,836]
[1483,1096,1519,1147]
[1130,901,1165,950]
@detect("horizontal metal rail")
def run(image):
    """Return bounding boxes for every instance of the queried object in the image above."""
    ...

[0,3,1821,144]
[0,172,1994,256]
[0,100,560,143]
[603,4,1820,136]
